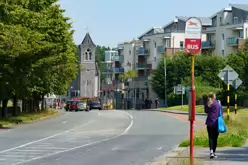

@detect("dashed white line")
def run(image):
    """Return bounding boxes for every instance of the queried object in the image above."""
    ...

[12,111,134,165]
[0,120,94,154]
[98,112,101,116]
[62,121,68,124]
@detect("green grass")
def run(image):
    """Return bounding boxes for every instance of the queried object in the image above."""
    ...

[159,105,205,114]
[0,109,58,128]
[179,109,248,148]
[159,105,237,114]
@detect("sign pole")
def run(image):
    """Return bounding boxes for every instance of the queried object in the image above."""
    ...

[190,55,196,165]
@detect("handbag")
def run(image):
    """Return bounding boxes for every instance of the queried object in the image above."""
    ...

[218,102,227,133]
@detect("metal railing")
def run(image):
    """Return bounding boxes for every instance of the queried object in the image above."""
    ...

[227,37,242,46]
[138,48,149,55]
[202,40,215,49]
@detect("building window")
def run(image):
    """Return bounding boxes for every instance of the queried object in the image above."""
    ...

[85,52,88,60]
[220,17,222,24]
[89,52,92,60]
[180,41,184,50]
[129,50,131,55]
[222,50,224,56]
[222,34,224,40]
[234,17,238,24]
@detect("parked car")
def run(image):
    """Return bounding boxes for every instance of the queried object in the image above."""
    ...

[65,100,73,111]
[77,101,89,111]
[89,100,102,110]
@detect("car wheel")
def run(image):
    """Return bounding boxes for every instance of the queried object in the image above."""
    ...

[99,108,102,110]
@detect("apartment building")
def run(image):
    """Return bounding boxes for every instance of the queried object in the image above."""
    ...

[204,4,248,56]
[102,50,124,84]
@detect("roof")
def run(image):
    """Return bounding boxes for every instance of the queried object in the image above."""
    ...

[163,16,212,29]
[81,33,96,47]
[137,27,164,40]
[230,4,248,11]
[177,16,212,26]
[210,7,232,18]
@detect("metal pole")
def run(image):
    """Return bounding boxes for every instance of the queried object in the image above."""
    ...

[235,93,237,114]
[164,57,167,107]
[190,56,196,165]
[181,88,183,108]
[227,83,230,119]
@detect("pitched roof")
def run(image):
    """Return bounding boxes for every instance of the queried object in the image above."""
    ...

[81,33,96,47]
[138,27,164,40]
[176,16,212,26]
[163,16,212,29]
[230,4,248,11]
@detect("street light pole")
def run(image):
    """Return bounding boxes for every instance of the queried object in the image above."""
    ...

[164,57,167,107]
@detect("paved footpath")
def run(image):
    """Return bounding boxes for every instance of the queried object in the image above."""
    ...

[195,147,248,165]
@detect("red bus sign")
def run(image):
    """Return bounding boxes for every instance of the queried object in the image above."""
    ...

[185,17,202,55]
[185,39,202,55]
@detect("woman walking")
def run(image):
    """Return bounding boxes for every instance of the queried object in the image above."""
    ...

[204,92,221,159]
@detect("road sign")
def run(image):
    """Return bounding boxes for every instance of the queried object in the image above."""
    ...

[185,17,202,55]
[232,77,243,89]
[218,65,239,85]
[185,39,202,55]
[185,17,202,39]
[174,84,185,95]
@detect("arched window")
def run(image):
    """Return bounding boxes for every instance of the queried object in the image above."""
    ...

[89,52,92,60]
[85,52,88,60]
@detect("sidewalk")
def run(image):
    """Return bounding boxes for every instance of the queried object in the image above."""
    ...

[195,146,248,165]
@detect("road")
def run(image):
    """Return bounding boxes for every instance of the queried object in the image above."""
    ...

[0,110,205,165]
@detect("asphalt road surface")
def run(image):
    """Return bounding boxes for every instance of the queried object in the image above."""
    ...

[0,110,204,165]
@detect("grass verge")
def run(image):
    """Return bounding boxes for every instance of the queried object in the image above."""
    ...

[0,109,58,128]
[180,109,248,148]
[156,150,204,165]
[159,105,205,114]
[159,105,236,114]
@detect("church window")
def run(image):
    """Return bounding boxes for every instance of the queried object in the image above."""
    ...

[85,52,88,60]
[89,52,92,60]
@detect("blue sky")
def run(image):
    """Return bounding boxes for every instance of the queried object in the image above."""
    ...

[59,0,248,47]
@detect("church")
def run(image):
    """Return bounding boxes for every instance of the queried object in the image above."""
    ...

[69,33,100,98]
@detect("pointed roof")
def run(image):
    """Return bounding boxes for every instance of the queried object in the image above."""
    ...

[81,33,96,47]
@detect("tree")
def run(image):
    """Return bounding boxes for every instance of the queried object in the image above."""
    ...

[151,52,226,103]
[0,0,78,117]
[119,70,138,82]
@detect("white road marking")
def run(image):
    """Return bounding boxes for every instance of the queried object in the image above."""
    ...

[98,112,101,116]
[11,111,134,165]
[0,120,94,154]
[62,121,68,124]
[157,147,163,150]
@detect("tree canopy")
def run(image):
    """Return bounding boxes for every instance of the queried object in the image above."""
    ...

[0,0,78,118]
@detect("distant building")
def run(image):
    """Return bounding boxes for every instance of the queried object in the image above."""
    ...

[204,4,248,56]
[69,33,100,98]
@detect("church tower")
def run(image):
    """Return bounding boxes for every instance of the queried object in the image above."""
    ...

[80,33,99,98]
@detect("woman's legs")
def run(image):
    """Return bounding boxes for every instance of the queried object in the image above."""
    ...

[213,127,219,153]
[207,126,219,158]
[207,126,214,152]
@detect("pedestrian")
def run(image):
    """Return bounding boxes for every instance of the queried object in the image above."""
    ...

[155,98,159,109]
[204,92,220,159]
[149,98,152,109]
[145,98,149,109]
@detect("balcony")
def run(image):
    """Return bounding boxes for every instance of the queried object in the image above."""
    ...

[102,67,124,74]
[138,48,149,56]
[157,46,165,54]
[202,40,215,49]
[137,63,147,70]
[227,37,243,46]
[114,55,124,62]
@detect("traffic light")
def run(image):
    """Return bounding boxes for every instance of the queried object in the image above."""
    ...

[103,90,106,96]
[74,91,77,97]
[78,90,80,96]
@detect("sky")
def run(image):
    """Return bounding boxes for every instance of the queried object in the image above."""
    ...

[59,0,248,48]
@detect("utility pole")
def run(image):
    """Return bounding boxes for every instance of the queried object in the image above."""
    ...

[164,57,167,107]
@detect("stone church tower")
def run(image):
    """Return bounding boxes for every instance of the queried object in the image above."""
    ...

[79,33,99,98]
